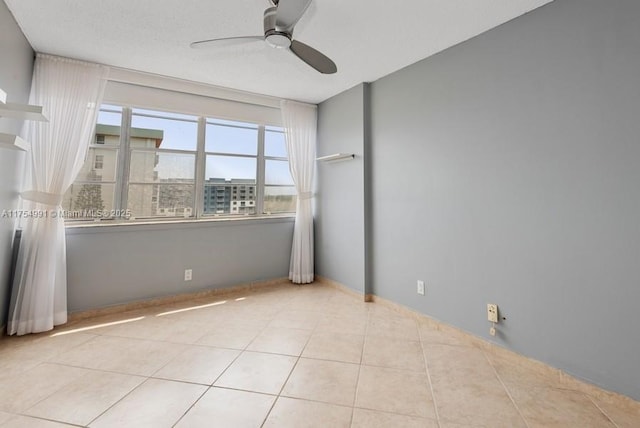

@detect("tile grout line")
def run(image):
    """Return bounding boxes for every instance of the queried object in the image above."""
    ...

[37,361,155,381]
[2,287,348,427]
[418,323,442,427]
[348,300,371,427]
[221,297,286,426]
[356,305,438,423]
[86,293,291,427]
[85,373,154,427]
[8,413,83,427]
[149,334,249,392]
[12,359,97,425]
[170,386,210,428]
[14,284,635,426]
[242,295,295,353]
[586,395,621,428]
[483,350,531,428]
[206,346,246,387]
[196,385,278,397]
[81,301,273,427]
[233,296,296,428]
[259,289,321,428]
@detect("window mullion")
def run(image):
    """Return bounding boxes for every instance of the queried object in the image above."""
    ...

[257,125,266,215]
[116,107,132,213]
[195,117,206,219]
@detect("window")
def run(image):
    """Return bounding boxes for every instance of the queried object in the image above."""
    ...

[128,108,197,218]
[264,126,296,213]
[204,119,257,215]
[64,105,294,222]
[62,105,121,219]
[94,154,104,170]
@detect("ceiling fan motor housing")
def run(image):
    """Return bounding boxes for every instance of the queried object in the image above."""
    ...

[264,6,291,48]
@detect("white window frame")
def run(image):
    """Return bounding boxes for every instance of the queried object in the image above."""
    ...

[125,108,199,219]
[66,103,293,223]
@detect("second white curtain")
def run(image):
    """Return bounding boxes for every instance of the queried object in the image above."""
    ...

[281,100,317,284]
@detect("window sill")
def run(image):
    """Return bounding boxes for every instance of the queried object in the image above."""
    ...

[64,214,295,233]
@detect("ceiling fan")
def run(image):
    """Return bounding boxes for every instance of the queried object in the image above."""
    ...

[190,0,337,74]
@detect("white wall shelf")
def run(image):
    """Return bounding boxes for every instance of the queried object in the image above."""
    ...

[0,102,48,122]
[316,153,355,162]
[0,86,46,153]
[0,133,30,151]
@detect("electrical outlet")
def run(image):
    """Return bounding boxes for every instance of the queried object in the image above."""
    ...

[184,269,192,281]
[417,280,425,295]
[487,304,498,323]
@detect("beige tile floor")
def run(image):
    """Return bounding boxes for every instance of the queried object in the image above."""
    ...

[0,283,639,427]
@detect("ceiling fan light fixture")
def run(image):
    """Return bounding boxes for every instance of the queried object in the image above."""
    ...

[265,32,291,49]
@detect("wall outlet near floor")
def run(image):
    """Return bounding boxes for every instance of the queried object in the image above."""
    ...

[487,303,498,323]
[184,269,192,281]
[417,280,425,295]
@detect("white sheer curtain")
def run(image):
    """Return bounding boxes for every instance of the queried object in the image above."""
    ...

[281,100,317,284]
[8,55,108,335]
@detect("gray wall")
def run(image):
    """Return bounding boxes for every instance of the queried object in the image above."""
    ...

[66,218,294,312]
[0,0,33,327]
[315,84,367,294]
[319,0,640,400]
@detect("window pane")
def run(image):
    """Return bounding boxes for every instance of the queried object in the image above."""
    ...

[130,151,195,183]
[205,155,256,182]
[203,181,256,215]
[64,105,122,219]
[264,186,296,213]
[205,122,257,155]
[62,183,116,217]
[128,184,194,218]
[75,147,118,182]
[265,130,287,157]
[265,159,293,185]
[131,110,197,151]
[101,104,123,112]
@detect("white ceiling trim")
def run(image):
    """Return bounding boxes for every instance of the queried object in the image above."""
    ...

[104,80,283,125]
[107,66,284,109]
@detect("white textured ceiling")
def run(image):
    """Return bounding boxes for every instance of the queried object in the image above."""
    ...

[5,0,552,104]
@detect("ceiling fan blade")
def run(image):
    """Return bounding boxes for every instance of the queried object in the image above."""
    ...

[190,36,263,49]
[275,0,312,31]
[290,40,337,74]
